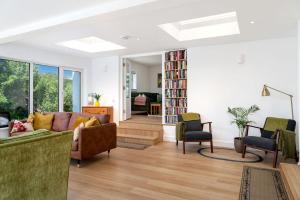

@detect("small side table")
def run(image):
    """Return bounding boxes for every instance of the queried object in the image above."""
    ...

[0,127,9,139]
[150,103,161,115]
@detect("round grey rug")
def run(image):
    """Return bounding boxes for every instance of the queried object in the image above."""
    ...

[198,147,263,163]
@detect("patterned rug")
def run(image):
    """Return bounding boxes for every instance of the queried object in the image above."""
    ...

[198,147,263,163]
[240,166,289,200]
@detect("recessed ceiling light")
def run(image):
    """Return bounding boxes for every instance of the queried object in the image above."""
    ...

[250,21,255,24]
[57,36,125,53]
[158,11,240,41]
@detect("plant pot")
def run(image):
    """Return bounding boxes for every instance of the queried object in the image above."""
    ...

[94,100,100,107]
[234,137,245,153]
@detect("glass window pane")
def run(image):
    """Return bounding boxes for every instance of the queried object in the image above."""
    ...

[63,70,81,112]
[0,59,29,119]
[33,64,59,112]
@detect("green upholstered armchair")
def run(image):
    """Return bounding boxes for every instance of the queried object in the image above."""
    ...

[242,117,296,168]
[176,113,213,154]
[0,130,73,200]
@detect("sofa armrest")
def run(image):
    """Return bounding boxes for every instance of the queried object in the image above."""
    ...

[78,123,117,159]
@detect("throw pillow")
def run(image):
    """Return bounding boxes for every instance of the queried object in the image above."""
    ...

[33,112,54,130]
[72,116,89,130]
[10,120,26,134]
[73,122,84,141]
[85,117,100,127]
[27,113,35,123]
[52,113,72,131]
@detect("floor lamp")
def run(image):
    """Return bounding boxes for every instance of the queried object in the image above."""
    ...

[261,84,294,119]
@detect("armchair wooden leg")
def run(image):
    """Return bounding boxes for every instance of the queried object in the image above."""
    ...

[77,160,81,168]
[183,141,186,154]
[265,151,268,155]
[242,145,247,158]
[108,149,110,157]
[273,150,278,168]
[176,140,178,146]
[199,141,202,146]
[210,140,213,153]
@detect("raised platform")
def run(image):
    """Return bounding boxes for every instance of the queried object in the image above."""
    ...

[280,163,300,200]
[117,116,163,146]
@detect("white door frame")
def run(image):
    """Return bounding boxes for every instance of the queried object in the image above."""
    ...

[119,51,165,122]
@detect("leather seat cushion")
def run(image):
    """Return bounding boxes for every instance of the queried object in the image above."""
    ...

[244,136,276,151]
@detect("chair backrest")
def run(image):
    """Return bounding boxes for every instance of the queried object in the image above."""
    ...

[0,112,10,128]
[262,117,296,138]
[178,113,203,131]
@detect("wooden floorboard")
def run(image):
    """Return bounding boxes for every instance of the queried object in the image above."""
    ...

[68,142,296,200]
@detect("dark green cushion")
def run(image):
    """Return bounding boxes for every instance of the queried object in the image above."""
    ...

[184,131,212,141]
[185,120,203,131]
[244,136,276,151]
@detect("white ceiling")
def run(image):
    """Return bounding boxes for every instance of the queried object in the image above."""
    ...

[1,0,300,58]
[128,55,162,67]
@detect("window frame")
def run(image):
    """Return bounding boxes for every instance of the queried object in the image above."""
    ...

[62,67,83,112]
[0,56,83,114]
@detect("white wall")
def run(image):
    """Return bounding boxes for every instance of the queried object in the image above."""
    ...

[184,37,298,147]
[149,65,162,94]
[129,60,162,94]
[129,60,150,92]
[87,56,120,123]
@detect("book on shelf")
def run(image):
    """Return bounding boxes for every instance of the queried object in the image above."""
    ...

[164,49,187,124]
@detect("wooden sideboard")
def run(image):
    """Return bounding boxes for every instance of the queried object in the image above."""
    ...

[82,106,114,123]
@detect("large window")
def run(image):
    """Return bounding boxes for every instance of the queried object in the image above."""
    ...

[0,58,82,118]
[33,64,59,112]
[0,59,30,119]
[63,70,81,112]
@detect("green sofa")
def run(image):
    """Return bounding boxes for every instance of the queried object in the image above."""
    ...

[0,130,73,200]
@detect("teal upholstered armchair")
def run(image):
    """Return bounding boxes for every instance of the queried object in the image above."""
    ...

[242,117,297,168]
[176,113,213,154]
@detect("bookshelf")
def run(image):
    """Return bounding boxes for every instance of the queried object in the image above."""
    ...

[164,49,187,124]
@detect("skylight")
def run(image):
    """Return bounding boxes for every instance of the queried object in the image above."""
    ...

[158,12,240,41]
[57,36,125,53]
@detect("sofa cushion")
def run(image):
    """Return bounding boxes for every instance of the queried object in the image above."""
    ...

[33,113,54,130]
[52,113,72,132]
[244,136,276,151]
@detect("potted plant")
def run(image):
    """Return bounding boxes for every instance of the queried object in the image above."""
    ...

[228,105,260,153]
[94,94,101,107]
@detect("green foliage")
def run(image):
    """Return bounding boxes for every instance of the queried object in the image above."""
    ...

[33,66,59,112]
[63,79,73,112]
[0,59,74,119]
[228,105,260,138]
[94,94,101,101]
[0,59,29,119]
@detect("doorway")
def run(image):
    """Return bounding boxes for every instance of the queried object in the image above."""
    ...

[121,53,163,122]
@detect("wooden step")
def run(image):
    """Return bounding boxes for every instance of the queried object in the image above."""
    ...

[280,163,300,200]
[117,133,160,146]
[119,122,163,131]
[117,127,162,137]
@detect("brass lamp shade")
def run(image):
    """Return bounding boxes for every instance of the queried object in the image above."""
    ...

[261,85,270,96]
